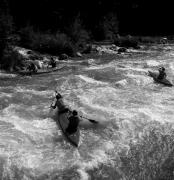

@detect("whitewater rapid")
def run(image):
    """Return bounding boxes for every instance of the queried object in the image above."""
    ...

[1,44,174,180]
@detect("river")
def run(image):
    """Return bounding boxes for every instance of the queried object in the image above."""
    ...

[1,44,174,180]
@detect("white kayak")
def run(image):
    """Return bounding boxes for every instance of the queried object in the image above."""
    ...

[56,109,80,147]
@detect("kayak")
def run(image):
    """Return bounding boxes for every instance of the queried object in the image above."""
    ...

[18,67,62,76]
[56,110,80,147]
[148,71,173,87]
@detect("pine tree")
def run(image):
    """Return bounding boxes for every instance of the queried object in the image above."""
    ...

[0,0,13,63]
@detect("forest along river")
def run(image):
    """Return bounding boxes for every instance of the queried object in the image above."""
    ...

[1,44,174,180]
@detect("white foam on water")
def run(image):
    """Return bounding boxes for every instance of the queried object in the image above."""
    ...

[126,73,153,86]
[14,86,52,96]
[114,79,128,87]
[0,114,72,178]
[0,92,13,98]
[88,59,96,65]
[77,75,108,85]
[13,150,44,169]
[77,169,89,180]
[168,52,174,57]
[76,140,115,180]
[1,104,57,138]
[84,62,115,70]
[1,115,56,137]
[1,146,68,179]
[102,140,115,151]
[0,72,17,78]
[115,109,136,120]
[116,65,148,73]
[0,86,15,90]
[2,104,20,115]
[0,104,66,176]
[163,46,173,51]
[146,60,160,67]
[127,48,149,53]
[137,106,174,123]
[30,118,57,134]
[169,62,174,75]
[76,87,121,120]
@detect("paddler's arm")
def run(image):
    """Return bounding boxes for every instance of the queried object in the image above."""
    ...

[50,100,57,109]
[164,73,167,78]
[79,116,83,122]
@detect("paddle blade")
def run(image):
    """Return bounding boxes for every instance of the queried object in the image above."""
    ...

[80,116,98,124]
[88,119,98,124]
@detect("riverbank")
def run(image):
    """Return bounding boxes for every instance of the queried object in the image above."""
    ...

[1,35,173,75]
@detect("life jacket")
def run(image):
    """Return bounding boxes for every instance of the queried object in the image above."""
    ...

[66,115,80,134]
[158,71,166,80]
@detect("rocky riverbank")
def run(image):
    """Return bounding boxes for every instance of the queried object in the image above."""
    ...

[1,36,171,74]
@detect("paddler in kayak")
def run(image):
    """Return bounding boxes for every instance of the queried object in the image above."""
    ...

[51,91,70,114]
[66,110,81,135]
[157,67,166,80]
[51,92,81,135]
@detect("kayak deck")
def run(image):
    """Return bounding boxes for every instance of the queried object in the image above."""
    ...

[148,71,173,87]
[56,110,80,147]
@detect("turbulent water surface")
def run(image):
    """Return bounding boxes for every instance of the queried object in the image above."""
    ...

[1,44,174,180]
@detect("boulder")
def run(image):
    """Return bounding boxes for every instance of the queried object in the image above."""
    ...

[76,52,83,57]
[30,60,43,69]
[82,44,92,54]
[160,37,168,44]
[59,53,68,60]
[117,47,127,54]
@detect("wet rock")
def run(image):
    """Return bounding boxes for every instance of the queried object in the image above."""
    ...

[110,44,118,51]
[29,54,41,60]
[160,37,168,44]
[76,52,82,57]
[82,44,92,54]
[26,60,43,69]
[59,53,68,60]
[27,62,38,73]
[27,50,43,60]
[33,60,43,69]
[27,50,33,55]
[117,47,127,54]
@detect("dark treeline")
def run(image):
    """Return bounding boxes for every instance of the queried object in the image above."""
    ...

[6,0,174,35]
[0,0,174,70]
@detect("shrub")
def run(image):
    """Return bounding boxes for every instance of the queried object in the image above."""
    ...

[19,25,34,48]
[114,35,139,49]
[102,13,119,41]
[1,47,25,71]
[19,17,91,57]
[91,13,119,41]
[19,27,75,56]
[0,0,13,64]
[67,15,91,49]
[138,36,159,44]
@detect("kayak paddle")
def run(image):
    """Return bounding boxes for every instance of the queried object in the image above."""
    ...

[50,92,98,124]
[80,116,98,124]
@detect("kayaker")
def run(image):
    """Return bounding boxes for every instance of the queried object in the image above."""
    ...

[66,110,81,135]
[157,67,166,80]
[27,62,38,73]
[51,91,70,114]
[50,57,56,68]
